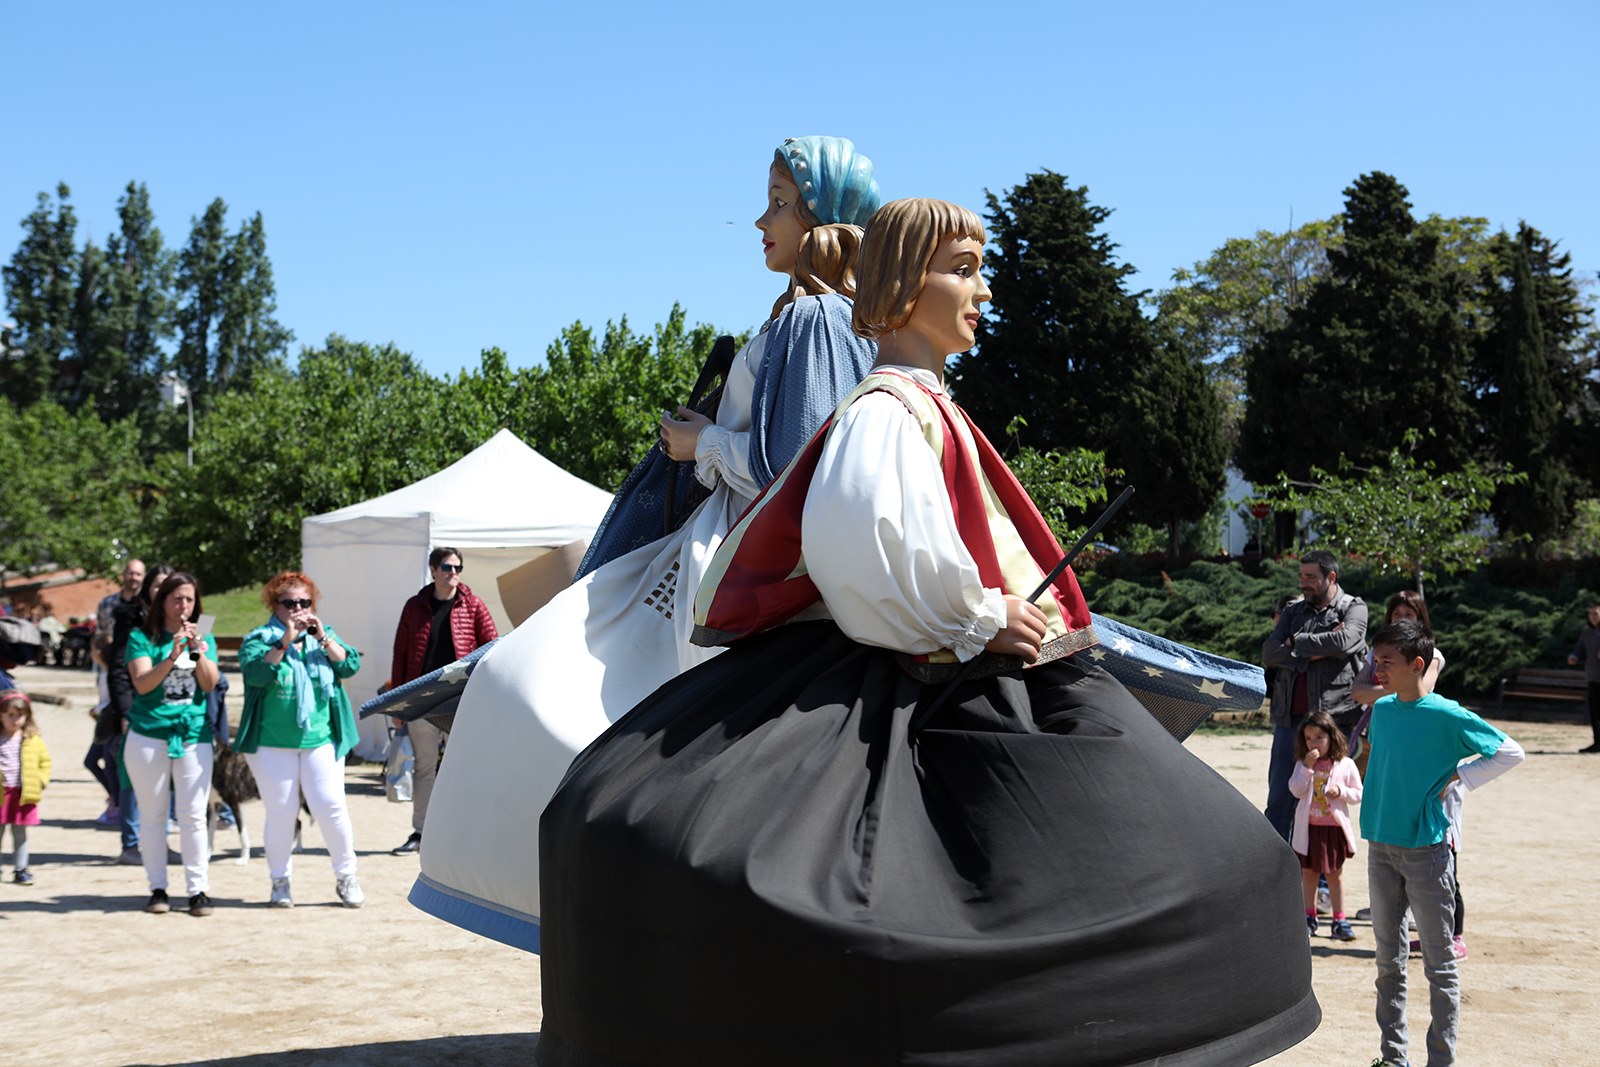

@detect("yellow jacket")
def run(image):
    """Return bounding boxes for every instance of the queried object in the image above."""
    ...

[11,734,51,806]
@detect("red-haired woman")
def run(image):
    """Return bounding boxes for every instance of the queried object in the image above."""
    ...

[237,571,363,909]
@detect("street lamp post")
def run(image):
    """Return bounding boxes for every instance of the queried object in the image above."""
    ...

[159,373,193,466]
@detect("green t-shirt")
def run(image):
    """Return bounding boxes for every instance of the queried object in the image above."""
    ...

[255,637,334,750]
[124,628,217,752]
[1359,691,1506,848]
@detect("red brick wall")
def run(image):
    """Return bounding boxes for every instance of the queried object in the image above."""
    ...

[2,570,120,623]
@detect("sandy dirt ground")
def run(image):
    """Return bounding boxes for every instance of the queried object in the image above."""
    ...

[7,661,1595,1066]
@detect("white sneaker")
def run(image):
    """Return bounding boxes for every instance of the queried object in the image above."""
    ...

[1315,886,1332,916]
[336,874,365,909]
[269,876,293,909]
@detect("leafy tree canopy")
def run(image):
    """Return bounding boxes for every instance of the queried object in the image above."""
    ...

[1260,429,1524,596]
[0,397,146,580]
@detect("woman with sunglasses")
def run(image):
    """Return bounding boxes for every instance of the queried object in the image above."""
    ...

[236,571,364,908]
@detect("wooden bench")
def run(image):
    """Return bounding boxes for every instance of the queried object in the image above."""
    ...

[214,634,242,671]
[1497,666,1587,720]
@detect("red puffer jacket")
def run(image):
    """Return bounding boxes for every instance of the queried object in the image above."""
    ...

[390,582,499,687]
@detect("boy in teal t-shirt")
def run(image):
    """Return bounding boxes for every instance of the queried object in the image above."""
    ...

[1360,620,1524,1067]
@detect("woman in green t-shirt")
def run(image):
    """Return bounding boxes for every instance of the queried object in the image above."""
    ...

[236,571,363,909]
[124,571,220,917]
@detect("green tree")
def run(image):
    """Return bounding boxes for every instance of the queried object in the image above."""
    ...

[173,198,227,404]
[1485,240,1569,549]
[1238,173,1478,489]
[949,171,1225,551]
[151,336,454,589]
[1149,218,1336,443]
[1118,327,1228,555]
[949,171,1147,457]
[217,212,293,393]
[1003,416,1117,546]
[0,398,147,581]
[520,304,718,490]
[1261,430,1522,596]
[174,200,291,408]
[1,184,79,407]
[94,181,175,426]
[67,237,108,409]
[1473,224,1599,550]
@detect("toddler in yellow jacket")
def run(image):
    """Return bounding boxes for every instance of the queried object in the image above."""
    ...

[1,690,51,885]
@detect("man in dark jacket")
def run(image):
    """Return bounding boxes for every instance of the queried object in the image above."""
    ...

[1262,549,1368,841]
[387,546,499,854]
[1570,602,1600,754]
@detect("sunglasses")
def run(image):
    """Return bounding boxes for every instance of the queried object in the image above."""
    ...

[435,563,464,573]
[277,598,314,610]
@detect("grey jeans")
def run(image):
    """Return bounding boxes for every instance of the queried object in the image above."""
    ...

[1368,839,1459,1066]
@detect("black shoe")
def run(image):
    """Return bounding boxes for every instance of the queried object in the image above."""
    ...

[13,868,32,886]
[146,889,170,914]
[188,892,214,917]
[391,832,422,855]
[1579,743,1600,754]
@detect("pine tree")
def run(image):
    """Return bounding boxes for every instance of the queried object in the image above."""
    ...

[216,211,292,394]
[174,200,291,406]
[1484,236,1573,548]
[949,171,1227,550]
[1119,327,1227,555]
[66,237,107,409]
[1,184,79,407]
[173,198,230,407]
[1238,172,1476,488]
[96,181,175,423]
[948,171,1148,456]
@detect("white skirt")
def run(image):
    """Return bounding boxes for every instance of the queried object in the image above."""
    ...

[408,481,746,951]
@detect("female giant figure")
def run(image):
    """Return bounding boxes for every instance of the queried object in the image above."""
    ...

[408,137,881,949]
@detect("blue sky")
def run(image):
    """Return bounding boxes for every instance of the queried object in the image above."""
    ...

[5,2,1597,379]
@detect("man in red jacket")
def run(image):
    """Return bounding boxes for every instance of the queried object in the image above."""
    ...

[387,546,499,855]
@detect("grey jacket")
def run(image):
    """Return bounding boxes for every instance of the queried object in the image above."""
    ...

[1263,590,1369,726]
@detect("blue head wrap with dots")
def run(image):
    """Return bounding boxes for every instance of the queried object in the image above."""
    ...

[776,136,880,227]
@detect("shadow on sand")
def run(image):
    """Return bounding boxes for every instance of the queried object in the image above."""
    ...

[132,1032,539,1066]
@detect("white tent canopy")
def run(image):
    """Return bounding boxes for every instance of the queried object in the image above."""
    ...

[301,429,613,757]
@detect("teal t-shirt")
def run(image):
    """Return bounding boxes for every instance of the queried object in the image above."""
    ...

[1359,692,1506,848]
[124,628,217,753]
[255,637,334,750]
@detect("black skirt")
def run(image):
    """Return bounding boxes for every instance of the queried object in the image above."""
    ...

[538,621,1318,1066]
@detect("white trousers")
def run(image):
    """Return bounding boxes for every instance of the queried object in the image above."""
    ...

[245,744,357,880]
[124,730,212,895]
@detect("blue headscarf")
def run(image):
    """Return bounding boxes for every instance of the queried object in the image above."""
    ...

[776,136,880,227]
[573,137,881,580]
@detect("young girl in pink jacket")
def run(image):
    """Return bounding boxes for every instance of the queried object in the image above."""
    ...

[1290,710,1362,940]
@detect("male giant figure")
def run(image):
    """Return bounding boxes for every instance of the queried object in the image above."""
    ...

[1262,549,1368,842]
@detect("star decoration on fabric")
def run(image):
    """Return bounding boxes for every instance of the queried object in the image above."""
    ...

[1112,637,1135,656]
[1142,665,1165,677]
[1089,648,1107,661]
[386,699,412,712]
[439,659,473,685]
[1195,679,1229,700]
[1172,656,1192,671]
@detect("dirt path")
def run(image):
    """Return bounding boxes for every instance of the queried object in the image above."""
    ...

[7,663,1594,1066]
